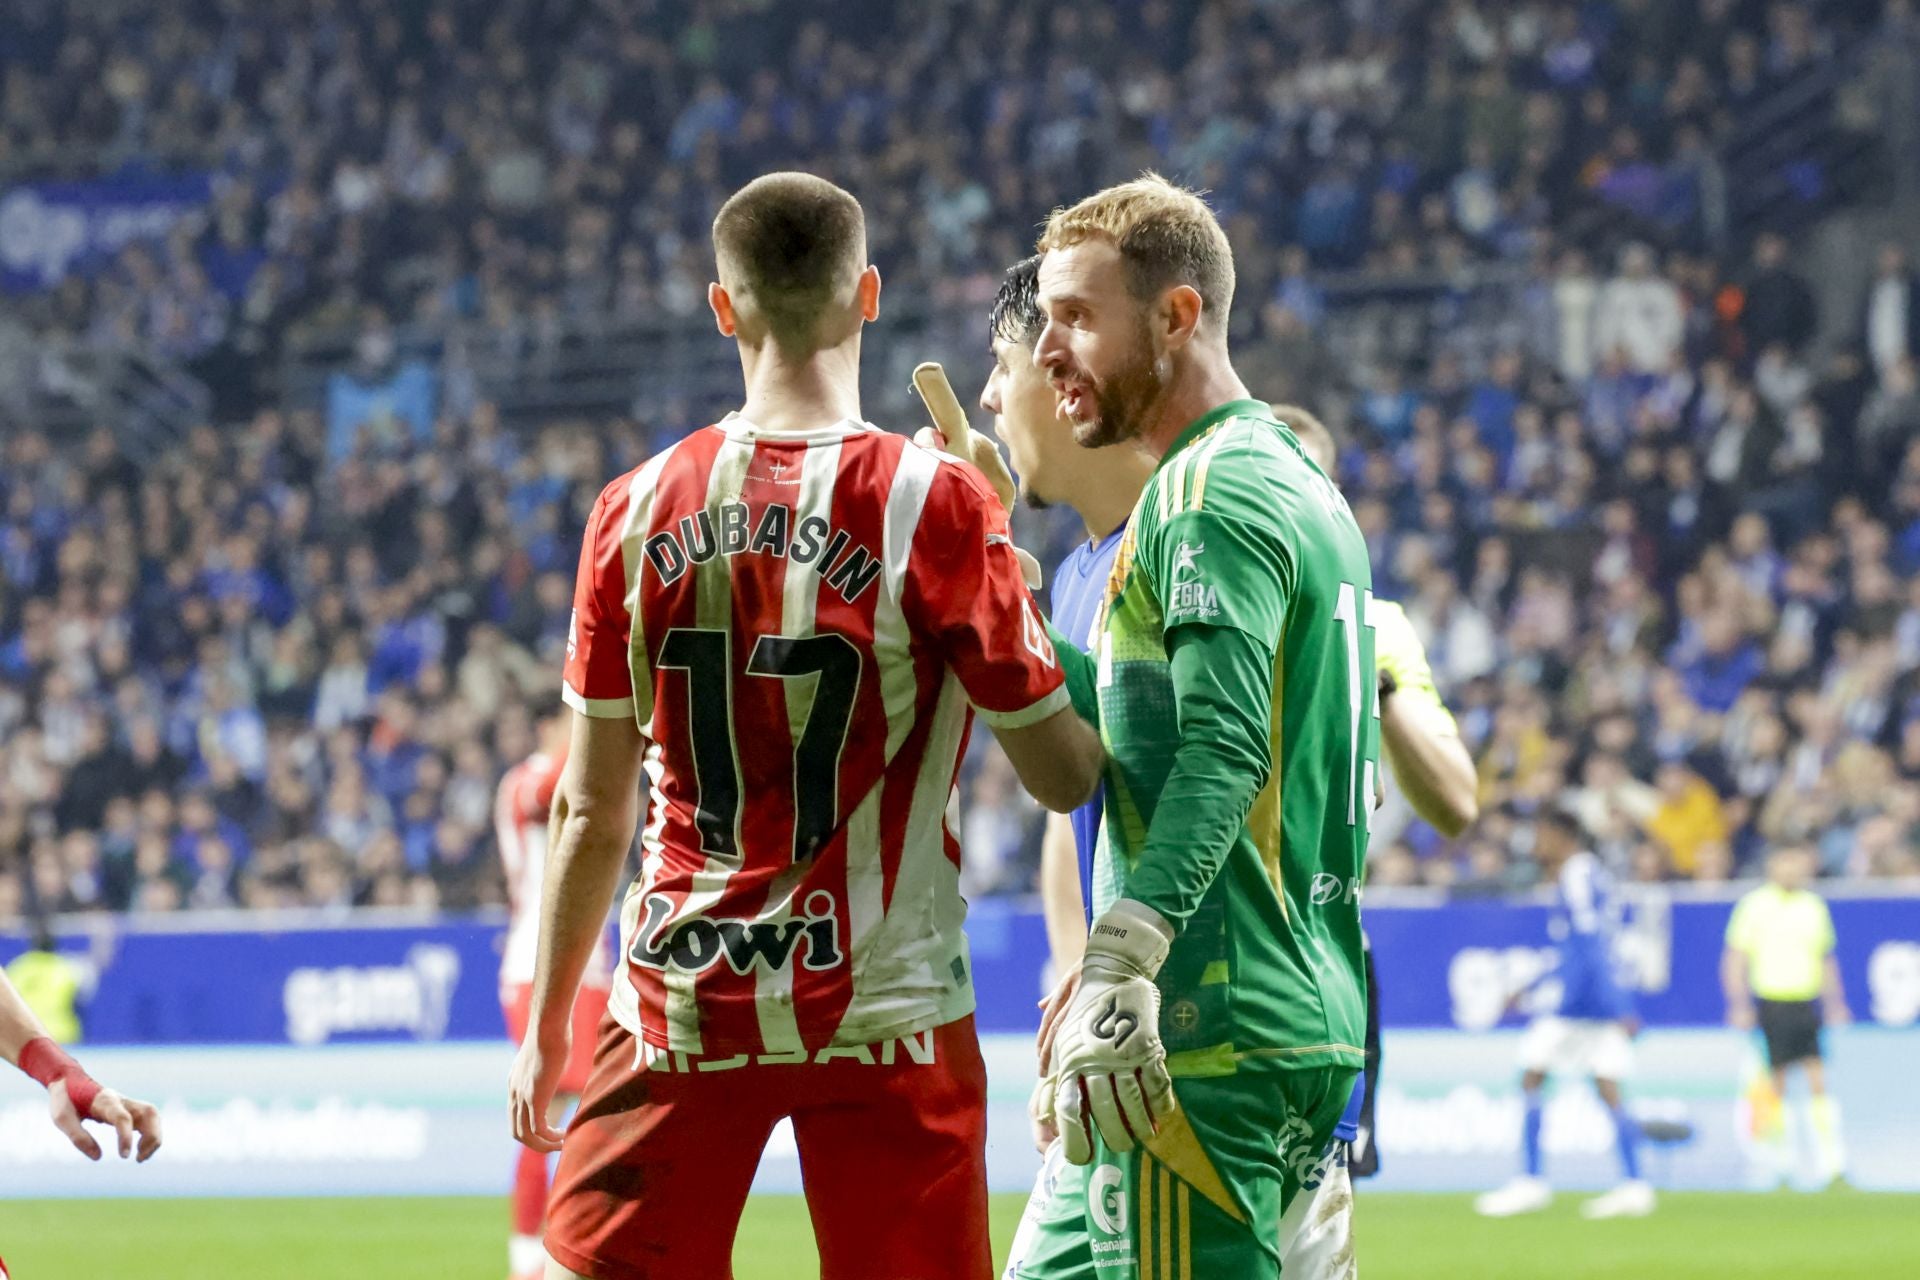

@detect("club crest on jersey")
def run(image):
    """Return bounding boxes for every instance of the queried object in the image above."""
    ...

[630,889,844,976]
[642,503,883,603]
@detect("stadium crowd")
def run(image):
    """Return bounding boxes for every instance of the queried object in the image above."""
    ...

[3,0,1920,918]
[3,0,1907,400]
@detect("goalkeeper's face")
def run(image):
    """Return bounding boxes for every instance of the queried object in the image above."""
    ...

[981,335,1072,509]
[1035,242,1168,449]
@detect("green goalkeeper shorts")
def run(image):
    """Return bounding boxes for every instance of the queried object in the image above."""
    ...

[1007,1063,1356,1280]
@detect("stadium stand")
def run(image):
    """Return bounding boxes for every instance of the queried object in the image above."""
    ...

[4,0,1920,918]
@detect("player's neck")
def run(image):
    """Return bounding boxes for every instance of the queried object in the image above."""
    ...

[1068,447,1154,541]
[1138,348,1251,462]
[735,337,863,434]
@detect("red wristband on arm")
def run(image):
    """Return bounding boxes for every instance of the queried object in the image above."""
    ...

[18,1037,101,1120]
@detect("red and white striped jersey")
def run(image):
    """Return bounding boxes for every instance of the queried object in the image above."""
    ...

[494,749,614,994]
[562,417,1067,1056]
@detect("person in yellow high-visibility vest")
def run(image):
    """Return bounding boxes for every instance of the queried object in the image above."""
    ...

[1722,846,1851,1185]
[5,923,84,1043]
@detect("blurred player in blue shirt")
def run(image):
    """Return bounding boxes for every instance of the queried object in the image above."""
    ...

[971,263,1153,1276]
[1477,808,1653,1220]
[975,255,1152,1003]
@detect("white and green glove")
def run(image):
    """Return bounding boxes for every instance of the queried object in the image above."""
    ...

[1052,899,1178,1165]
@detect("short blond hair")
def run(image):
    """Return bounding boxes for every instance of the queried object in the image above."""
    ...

[1038,173,1235,332]
[1269,402,1335,472]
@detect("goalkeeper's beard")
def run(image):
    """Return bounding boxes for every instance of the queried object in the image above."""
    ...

[1070,322,1168,450]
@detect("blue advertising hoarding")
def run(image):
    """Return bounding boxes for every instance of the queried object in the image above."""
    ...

[2,890,1916,1047]
[0,172,213,292]
[1365,889,1920,1031]
[0,914,509,1047]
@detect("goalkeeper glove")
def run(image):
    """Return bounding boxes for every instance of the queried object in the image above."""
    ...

[1052,899,1178,1165]
[1029,1070,1059,1153]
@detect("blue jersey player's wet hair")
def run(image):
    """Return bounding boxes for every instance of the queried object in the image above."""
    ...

[989,254,1044,347]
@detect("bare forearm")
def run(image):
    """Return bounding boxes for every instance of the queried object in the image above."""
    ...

[1039,814,1088,972]
[996,707,1106,813]
[1721,949,1750,1010]
[1381,697,1478,837]
[1823,957,1847,1011]
[529,793,635,1033]
[0,971,52,1065]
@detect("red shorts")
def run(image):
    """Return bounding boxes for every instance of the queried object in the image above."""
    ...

[545,1015,990,1280]
[503,981,611,1096]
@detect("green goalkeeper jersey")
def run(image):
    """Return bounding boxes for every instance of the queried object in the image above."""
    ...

[1052,400,1379,1078]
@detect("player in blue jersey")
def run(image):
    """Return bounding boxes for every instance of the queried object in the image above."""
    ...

[977,254,1153,993]
[1477,807,1653,1219]
[977,255,1154,1279]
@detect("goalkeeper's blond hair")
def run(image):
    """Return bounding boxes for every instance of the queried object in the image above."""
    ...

[1037,174,1235,336]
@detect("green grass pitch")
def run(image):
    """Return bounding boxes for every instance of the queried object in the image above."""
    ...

[3,1190,1917,1278]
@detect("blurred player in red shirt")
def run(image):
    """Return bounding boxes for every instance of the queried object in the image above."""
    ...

[497,708,614,1280]
[506,172,1103,1280]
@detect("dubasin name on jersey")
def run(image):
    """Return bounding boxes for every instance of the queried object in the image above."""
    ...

[630,889,845,976]
[642,502,884,603]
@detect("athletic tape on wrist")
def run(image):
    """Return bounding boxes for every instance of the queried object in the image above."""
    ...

[18,1037,101,1120]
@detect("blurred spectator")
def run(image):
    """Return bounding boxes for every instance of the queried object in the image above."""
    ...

[1863,243,1920,384]
[1550,249,1602,384]
[1595,243,1686,375]
[1859,358,1920,480]
[1645,761,1731,876]
[1740,233,1818,357]
[1,0,1915,918]
[959,749,1039,899]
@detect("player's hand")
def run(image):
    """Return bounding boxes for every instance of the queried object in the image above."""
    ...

[912,423,1017,512]
[911,425,1043,588]
[1031,963,1081,1152]
[49,1081,162,1162]
[509,1022,570,1153]
[1051,900,1177,1165]
[1029,1072,1059,1153]
[1035,962,1082,1076]
[1728,1003,1757,1032]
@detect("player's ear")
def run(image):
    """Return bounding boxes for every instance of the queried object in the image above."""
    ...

[709,282,737,337]
[1161,284,1204,351]
[857,265,882,322]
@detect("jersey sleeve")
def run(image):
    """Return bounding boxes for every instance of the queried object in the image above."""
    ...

[1725,895,1754,952]
[561,483,637,720]
[1121,463,1298,929]
[1124,621,1279,929]
[1046,619,1100,726]
[1373,598,1456,727]
[1140,497,1295,647]
[904,461,1069,729]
